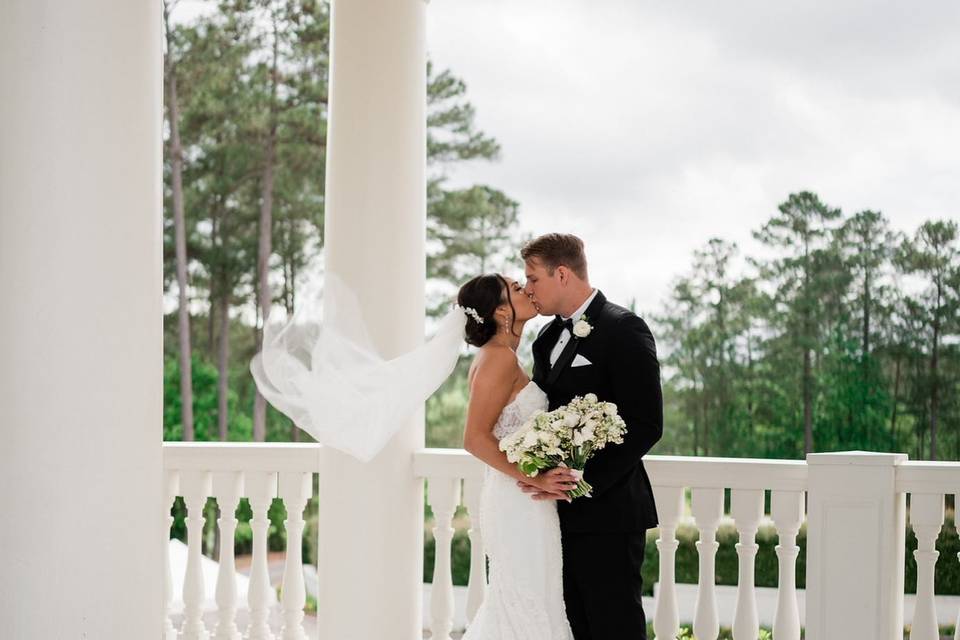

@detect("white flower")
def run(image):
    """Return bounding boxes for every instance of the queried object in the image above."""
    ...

[584,392,598,404]
[603,402,618,416]
[573,317,593,338]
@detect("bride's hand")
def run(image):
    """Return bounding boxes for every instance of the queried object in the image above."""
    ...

[517,467,579,501]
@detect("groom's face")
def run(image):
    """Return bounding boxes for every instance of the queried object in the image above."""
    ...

[523,257,562,316]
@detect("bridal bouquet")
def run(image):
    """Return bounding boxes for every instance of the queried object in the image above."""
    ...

[499,393,627,499]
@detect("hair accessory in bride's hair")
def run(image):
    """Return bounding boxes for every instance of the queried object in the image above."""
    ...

[455,304,484,324]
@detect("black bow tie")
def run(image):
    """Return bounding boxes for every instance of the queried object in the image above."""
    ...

[554,316,574,332]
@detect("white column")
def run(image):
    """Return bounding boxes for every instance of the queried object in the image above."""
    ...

[318,0,427,638]
[0,2,163,637]
[806,452,907,640]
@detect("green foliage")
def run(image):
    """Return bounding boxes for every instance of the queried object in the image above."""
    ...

[653,194,959,461]
[164,354,252,441]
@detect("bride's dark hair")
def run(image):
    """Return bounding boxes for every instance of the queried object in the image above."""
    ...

[457,273,519,347]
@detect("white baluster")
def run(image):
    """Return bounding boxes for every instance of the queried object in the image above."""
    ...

[164,471,180,640]
[731,489,764,640]
[180,470,213,640]
[212,471,244,640]
[909,493,944,640]
[691,487,724,640]
[771,490,804,640]
[279,472,312,640]
[247,471,279,640]
[955,491,960,640]
[427,477,461,640]
[955,519,960,640]
[462,476,487,624]
[652,485,684,640]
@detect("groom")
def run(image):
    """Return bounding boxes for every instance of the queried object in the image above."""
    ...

[519,233,663,640]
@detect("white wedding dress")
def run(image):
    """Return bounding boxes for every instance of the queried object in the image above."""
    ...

[463,380,575,640]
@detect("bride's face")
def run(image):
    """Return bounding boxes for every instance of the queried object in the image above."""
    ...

[499,276,539,324]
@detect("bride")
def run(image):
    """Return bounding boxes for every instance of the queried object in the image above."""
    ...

[250,270,578,639]
[456,273,577,640]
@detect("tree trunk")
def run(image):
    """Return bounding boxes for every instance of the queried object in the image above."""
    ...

[252,9,280,443]
[890,351,901,450]
[217,288,230,441]
[803,345,813,455]
[929,282,941,460]
[163,1,195,441]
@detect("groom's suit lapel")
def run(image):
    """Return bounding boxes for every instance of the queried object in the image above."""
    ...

[544,290,607,389]
[532,321,561,387]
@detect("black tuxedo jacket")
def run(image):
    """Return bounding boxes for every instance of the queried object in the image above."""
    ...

[532,290,662,533]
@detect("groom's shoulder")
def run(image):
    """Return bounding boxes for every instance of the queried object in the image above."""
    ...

[601,299,653,335]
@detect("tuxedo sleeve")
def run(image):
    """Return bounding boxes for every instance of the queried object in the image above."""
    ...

[586,314,663,498]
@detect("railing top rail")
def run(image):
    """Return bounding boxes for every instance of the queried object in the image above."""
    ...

[162,442,323,473]
[895,460,960,495]
[644,454,808,491]
[413,449,808,491]
[414,448,485,480]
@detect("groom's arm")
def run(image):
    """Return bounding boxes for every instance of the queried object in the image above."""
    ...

[585,313,663,498]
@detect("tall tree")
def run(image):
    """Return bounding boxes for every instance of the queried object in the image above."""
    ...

[425,62,524,315]
[163,0,195,441]
[752,191,842,454]
[895,220,959,459]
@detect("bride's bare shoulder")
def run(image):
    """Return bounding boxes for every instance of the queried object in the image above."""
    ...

[468,345,518,388]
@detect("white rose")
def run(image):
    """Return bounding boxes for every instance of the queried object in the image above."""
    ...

[573,319,592,338]
[584,393,598,404]
[522,430,539,448]
[603,402,618,416]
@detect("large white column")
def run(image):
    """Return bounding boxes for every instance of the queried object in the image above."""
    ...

[805,452,907,640]
[0,1,163,637]
[318,0,427,638]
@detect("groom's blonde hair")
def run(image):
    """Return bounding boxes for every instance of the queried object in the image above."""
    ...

[521,233,588,280]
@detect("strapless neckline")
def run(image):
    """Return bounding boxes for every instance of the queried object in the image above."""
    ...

[493,380,548,441]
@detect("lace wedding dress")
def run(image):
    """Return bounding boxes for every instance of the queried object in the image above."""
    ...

[462,380,575,640]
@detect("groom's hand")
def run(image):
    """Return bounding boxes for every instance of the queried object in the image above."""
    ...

[517,467,578,502]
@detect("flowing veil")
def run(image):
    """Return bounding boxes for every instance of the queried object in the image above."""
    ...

[250,272,468,462]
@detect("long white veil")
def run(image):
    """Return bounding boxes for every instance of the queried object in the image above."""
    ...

[249,272,468,462]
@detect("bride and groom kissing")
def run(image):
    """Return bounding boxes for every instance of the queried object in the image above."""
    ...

[250,231,662,639]
[456,232,663,640]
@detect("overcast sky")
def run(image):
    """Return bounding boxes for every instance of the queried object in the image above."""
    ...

[425,0,960,315]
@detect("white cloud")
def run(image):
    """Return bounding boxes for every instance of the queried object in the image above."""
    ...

[426,0,960,314]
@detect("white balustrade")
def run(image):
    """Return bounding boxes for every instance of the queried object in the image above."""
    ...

[771,490,804,640]
[427,477,462,640]
[212,471,243,640]
[462,476,487,624]
[159,444,960,638]
[163,443,320,639]
[731,488,764,640]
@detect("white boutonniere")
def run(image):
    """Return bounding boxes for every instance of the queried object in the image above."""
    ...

[573,315,593,338]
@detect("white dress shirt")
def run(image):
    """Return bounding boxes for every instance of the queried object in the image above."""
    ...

[549,288,598,366]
